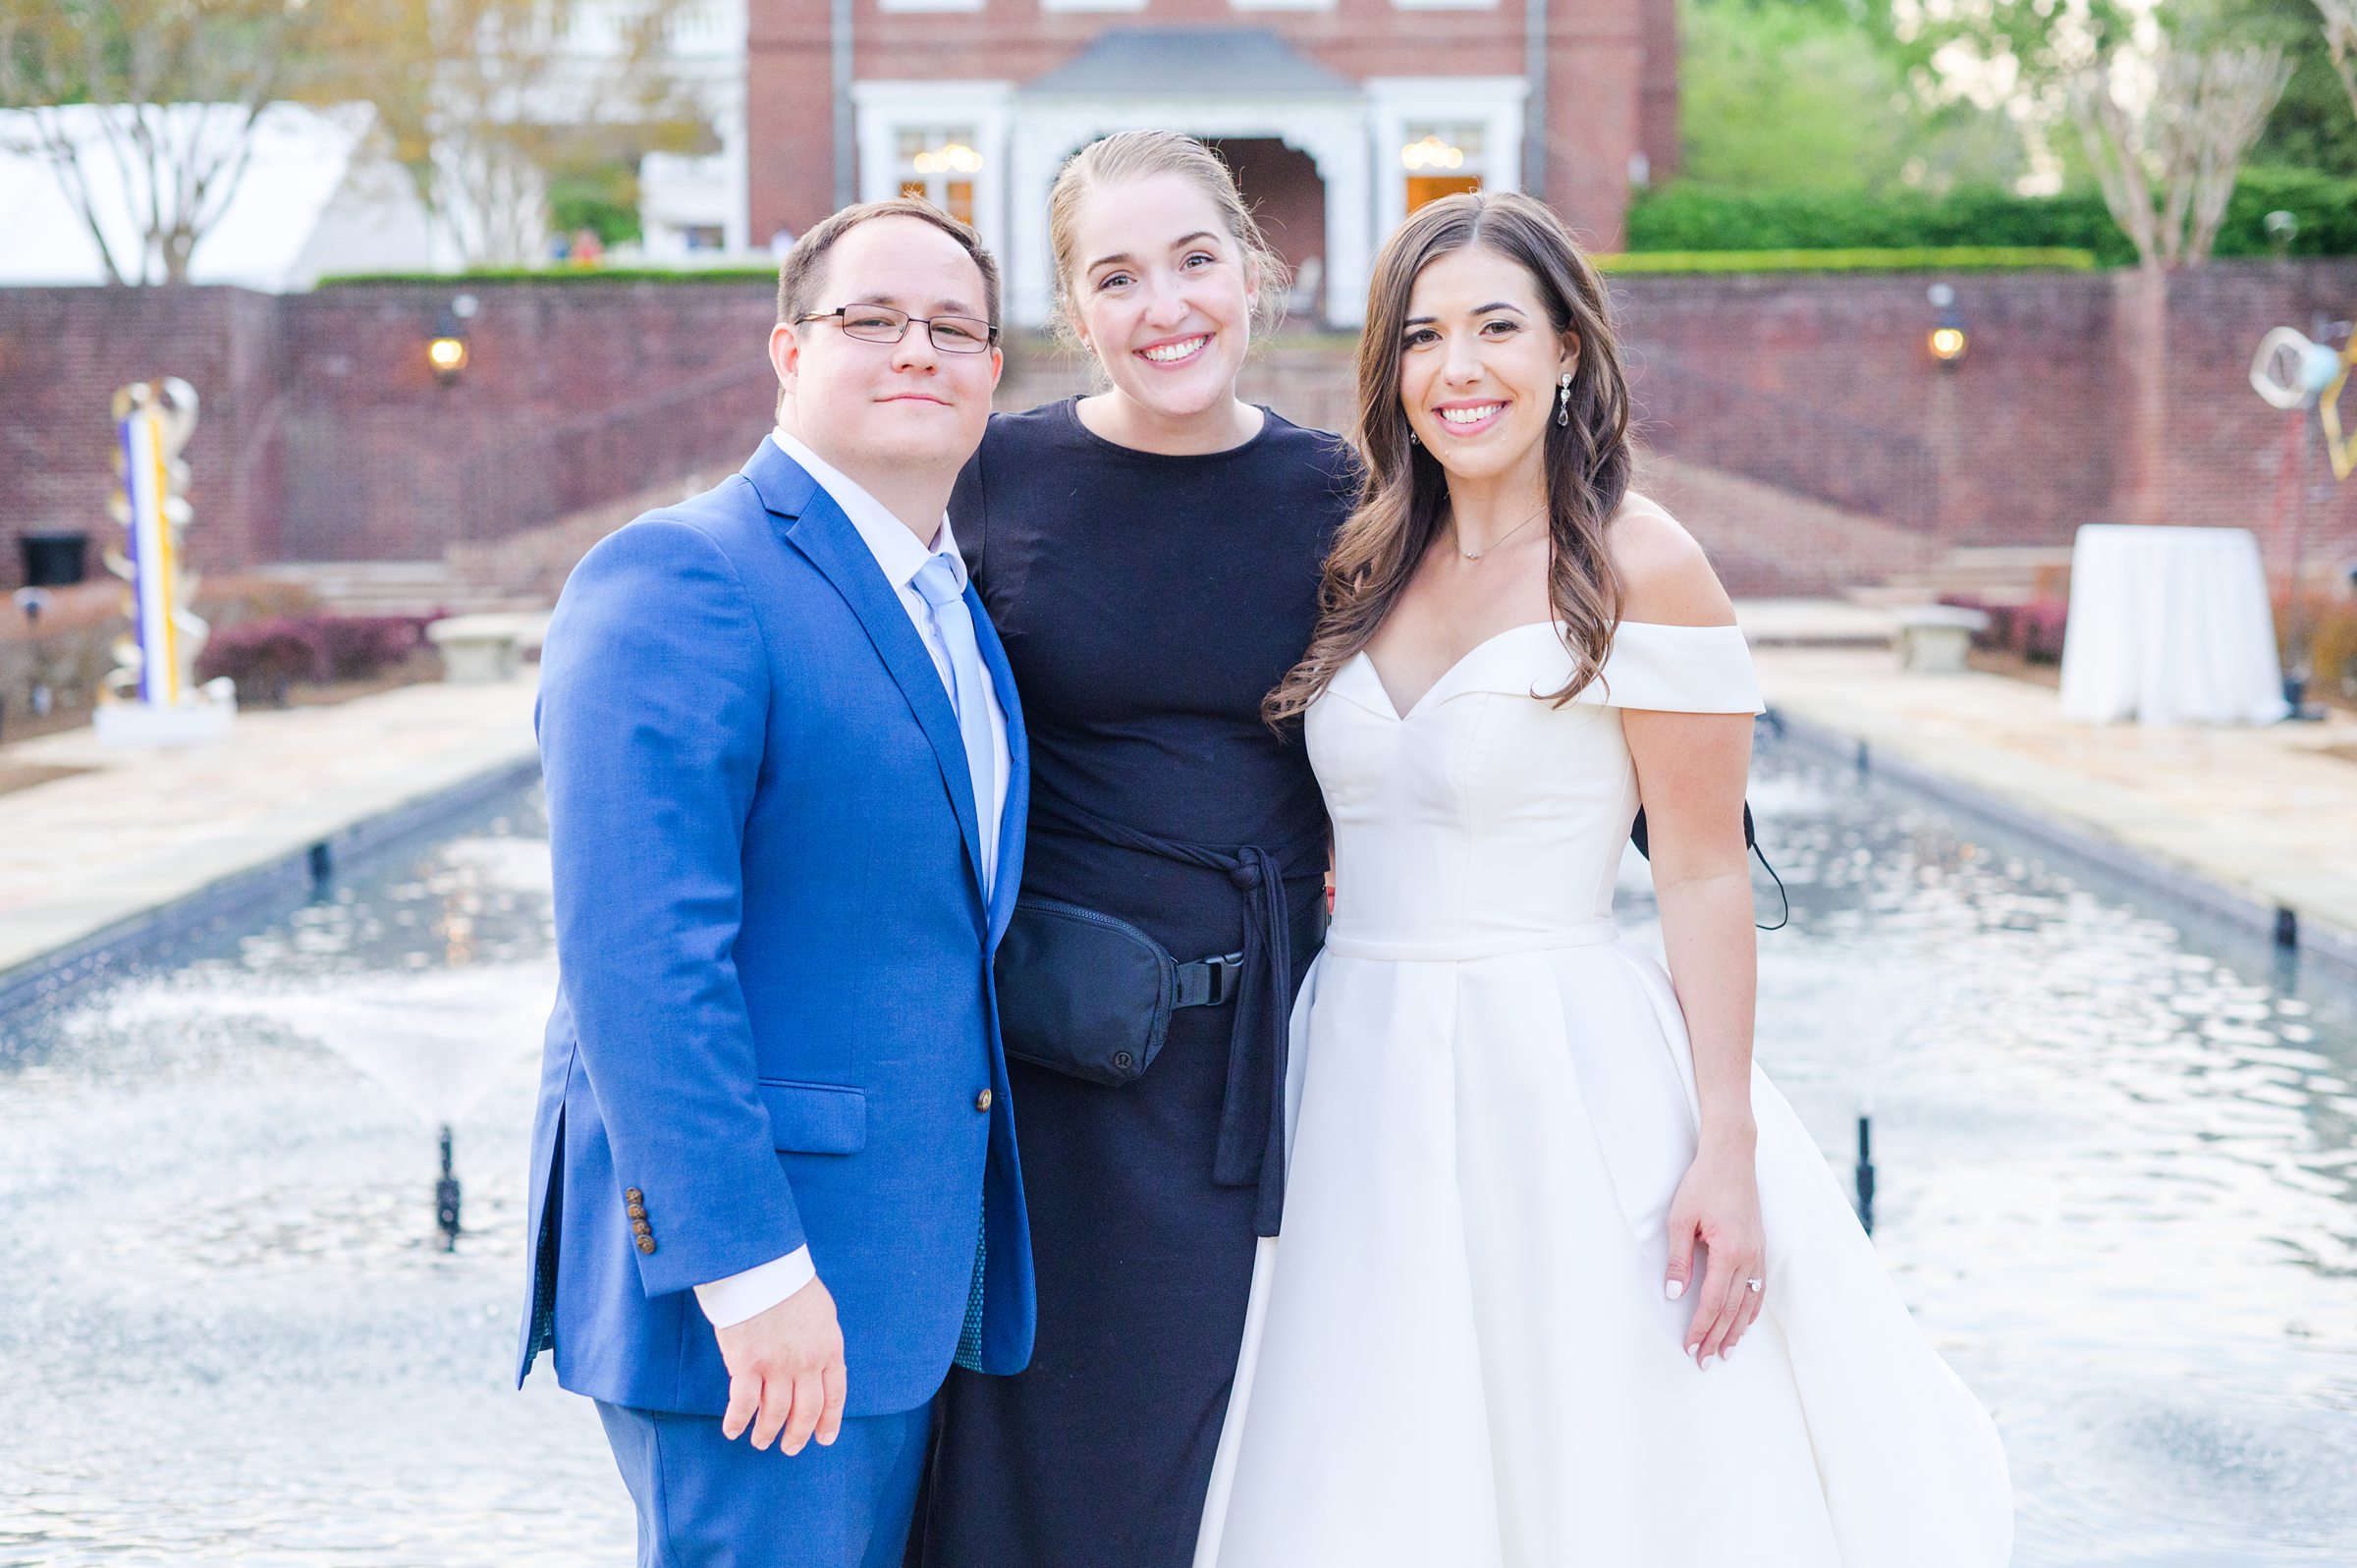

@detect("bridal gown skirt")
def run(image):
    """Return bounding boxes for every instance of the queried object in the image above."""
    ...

[1193,620,2011,1568]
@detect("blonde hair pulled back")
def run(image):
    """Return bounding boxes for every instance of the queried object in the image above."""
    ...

[1045,131,1291,357]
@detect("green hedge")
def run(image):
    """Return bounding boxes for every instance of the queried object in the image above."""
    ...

[1625,168,2357,265]
[316,266,778,287]
[1597,245,2097,273]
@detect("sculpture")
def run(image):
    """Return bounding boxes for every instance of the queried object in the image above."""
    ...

[94,377,236,744]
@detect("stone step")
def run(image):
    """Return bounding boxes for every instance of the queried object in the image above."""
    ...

[252,561,531,618]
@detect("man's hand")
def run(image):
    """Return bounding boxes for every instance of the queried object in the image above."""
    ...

[714,1276,847,1455]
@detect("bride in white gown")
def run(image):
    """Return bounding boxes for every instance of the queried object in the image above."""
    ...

[1193,192,2011,1567]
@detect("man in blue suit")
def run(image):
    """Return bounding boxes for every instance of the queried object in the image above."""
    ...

[518,197,1033,1567]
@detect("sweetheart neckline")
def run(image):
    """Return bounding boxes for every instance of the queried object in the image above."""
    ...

[1354,622,1561,722]
[1351,619,1750,722]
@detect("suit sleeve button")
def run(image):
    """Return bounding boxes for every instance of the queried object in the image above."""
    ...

[625,1188,644,1203]
[627,1203,647,1219]
[974,1088,994,1111]
[636,1236,657,1255]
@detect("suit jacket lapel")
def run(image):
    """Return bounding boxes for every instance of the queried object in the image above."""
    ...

[752,446,989,900]
[971,586,1026,948]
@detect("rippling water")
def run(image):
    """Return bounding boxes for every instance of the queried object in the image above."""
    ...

[2,736,2353,1564]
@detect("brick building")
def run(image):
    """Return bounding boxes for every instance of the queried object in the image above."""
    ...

[743,0,1678,326]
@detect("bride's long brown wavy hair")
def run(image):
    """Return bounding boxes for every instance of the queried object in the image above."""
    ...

[1265,191,1632,724]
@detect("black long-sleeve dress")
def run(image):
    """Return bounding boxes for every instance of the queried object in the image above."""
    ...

[911,397,1355,1568]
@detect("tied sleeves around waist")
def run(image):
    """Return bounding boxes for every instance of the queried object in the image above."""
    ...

[1029,793,1325,1237]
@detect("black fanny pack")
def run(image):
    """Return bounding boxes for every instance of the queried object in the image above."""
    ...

[994,896,1241,1086]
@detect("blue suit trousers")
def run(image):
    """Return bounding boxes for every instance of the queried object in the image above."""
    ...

[595,1399,932,1568]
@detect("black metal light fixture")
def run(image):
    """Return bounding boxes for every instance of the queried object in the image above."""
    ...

[427,293,479,385]
[1927,283,1967,368]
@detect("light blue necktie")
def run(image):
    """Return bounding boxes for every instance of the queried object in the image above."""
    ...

[913,553,996,1371]
[910,552,995,898]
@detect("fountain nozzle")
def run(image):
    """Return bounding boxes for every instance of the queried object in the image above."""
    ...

[436,1124,462,1252]
[1854,1114,1876,1237]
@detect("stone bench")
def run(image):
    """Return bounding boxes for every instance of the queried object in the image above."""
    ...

[427,612,549,683]
[1892,605,1991,674]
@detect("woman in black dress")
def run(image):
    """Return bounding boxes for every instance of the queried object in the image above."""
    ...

[911,132,1355,1567]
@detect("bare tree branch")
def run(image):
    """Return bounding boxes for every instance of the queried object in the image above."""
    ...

[2312,0,2357,122]
[0,0,323,284]
[2073,44,2291,270]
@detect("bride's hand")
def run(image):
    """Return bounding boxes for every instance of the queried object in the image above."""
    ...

[1664,1134,1765,1368]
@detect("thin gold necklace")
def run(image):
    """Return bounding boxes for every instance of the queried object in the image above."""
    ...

[1456,508,1544,561]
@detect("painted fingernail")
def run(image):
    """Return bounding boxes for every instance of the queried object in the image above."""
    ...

[1722,1343,1735,1362]
[1666,1279,1685,1301]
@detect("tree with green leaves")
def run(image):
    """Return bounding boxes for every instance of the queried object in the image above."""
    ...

[327,0,704,268]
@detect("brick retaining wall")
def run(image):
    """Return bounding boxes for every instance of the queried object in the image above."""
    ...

[7,262,2356,595]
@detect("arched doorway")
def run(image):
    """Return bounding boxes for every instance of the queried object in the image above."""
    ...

[1202,136,1326,327]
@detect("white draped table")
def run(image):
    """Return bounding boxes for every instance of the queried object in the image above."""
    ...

[2057,524,2289,726]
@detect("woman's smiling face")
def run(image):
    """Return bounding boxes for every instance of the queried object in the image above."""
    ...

[1397,243,1578,487]
[1069,172,1256,421]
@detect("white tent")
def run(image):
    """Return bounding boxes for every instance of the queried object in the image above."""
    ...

[0,102,440,291]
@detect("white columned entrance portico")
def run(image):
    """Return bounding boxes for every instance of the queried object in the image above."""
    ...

[1007,99,1372,330]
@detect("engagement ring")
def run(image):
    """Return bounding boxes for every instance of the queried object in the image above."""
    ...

[1746,1278,1764,1293]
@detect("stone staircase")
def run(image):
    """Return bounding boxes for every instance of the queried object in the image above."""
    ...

[252,561,521,618]
[1861,545,2075,607]
[261,468,731,618]
[1635,454,1940,599]
[272,454,2026,620]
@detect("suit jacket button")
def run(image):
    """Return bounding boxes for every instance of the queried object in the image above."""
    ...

[636,1236,657,1255]
[974,1088,993,1111]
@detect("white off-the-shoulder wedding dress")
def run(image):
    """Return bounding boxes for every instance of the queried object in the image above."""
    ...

[1194,621,2012,1568]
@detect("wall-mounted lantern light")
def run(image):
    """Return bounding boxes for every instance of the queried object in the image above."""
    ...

[1927,283,1967,368]
[428,293,479,385]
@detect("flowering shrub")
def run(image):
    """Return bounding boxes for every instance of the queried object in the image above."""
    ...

[1941,595,2070,664]
[2277,593,2357,706]
[318,615,431,680]
[196,617,331,706]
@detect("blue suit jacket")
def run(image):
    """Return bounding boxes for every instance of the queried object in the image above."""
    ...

[516,438,1034,1418]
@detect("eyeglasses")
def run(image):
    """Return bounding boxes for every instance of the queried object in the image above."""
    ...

[795,303,998,354]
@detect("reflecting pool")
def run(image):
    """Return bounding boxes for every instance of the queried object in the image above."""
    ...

[2,732,2353,1565]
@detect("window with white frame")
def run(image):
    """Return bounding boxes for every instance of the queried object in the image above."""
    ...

[1400,123,1485,213]
[897,129,985,225]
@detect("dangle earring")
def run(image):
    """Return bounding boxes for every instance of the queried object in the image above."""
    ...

[1406,424,1419,446]
[1555,372,1573,428]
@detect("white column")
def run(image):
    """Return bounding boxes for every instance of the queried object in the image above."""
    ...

[1310,124,1371,328]
[1009,113,1093,328]
[720,81,751,252]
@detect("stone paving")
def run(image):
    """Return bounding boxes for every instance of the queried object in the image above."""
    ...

[0,676,537,985]
[1752,643,2357,963]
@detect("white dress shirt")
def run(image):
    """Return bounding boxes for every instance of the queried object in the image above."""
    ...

[693,430,1011,1330]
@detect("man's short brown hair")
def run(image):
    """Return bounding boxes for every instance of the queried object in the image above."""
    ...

[776,197,1002,331]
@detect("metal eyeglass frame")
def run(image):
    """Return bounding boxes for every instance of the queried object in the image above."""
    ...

[794,304,999,353]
